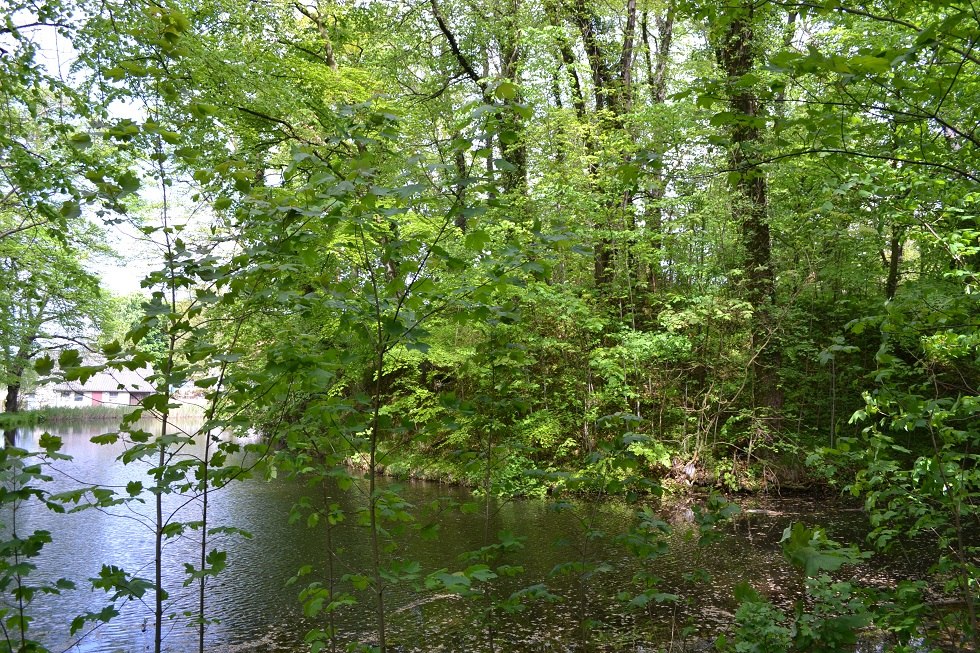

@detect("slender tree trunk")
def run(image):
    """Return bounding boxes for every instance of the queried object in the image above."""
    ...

[154,146,178,653]
[649,3,674,104]
[884,225,904,300]
[570,0,614,289]
[155,413,168,653]
[324,483,338,653]
[641,3,674,297]
[11,491,27,650]
[829,357,836,448]
[194,340,242,653]
[156,312,177,653]
[198,427,211,653]
[369,346,387,652]
[452,131,469,232]
[294,2,338,70]
[429,0,526,197]
[571,0,610,112]
[618,0,637,112]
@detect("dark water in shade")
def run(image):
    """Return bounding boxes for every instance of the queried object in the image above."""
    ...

[1,420,933,652]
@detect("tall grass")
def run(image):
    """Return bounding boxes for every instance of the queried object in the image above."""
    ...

[8,404,204,424]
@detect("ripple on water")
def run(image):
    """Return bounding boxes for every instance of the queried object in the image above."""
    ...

[3,422,936,652]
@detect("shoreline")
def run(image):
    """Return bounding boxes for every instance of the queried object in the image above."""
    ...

[1,405,206,426]
[342,447,836,501]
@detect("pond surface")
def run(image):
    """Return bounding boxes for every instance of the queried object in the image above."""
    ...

[1,420,931,652]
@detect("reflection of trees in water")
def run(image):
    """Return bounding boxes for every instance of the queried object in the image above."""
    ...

[7,423,924,652]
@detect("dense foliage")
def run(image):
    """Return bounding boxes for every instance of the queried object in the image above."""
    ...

[1,0,978,650]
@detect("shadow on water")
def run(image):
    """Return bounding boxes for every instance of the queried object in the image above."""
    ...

[0,421,934,652]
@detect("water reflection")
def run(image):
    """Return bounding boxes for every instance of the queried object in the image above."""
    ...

[0,420,920,652]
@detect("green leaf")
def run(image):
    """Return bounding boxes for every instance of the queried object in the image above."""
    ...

[102,340,123,357]
[58,349,82,369]
[466,565,496,582]
[234,176,251,194]
[768,51,801,72]
[733,581,761,603]
[493,158,517,172]
[34,356,54,376]
[849,55,891,74]
[347,574,370,590]
[60,200,81,220]
[69,132,92,148]
[404,339,430,353]
[190,102,219,118]
[38,433,63,453]
[513,103,534,120]
[494,81,519,100]
[780,522,861,576]
[500,130,519,145]
[91,432,119,445]
[206,549,227,575]
[464,229,491,251]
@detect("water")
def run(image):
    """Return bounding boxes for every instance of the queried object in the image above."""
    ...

[0,420,930,652]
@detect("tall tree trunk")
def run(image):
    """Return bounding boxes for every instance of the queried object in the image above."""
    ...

[618,0,637,113]
[571,0,618,289]
[3,301,47,415]
[498,0,528,196]
[644,3,674,104]
[4,345,34,413]
[641,3,674,296]
[4,382,20,414]
[566,0,639,290]
[884,225,905,300]
[546,0,586,120]
[429,0,527,197]
[716,1,783,422]
[571,0,611,112]
[294,2,338,70]
[452,131,469,232]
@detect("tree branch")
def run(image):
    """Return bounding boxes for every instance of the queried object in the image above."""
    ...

[234,106,300,138]
[0,220,47,242]
[293,2,337,69]
[775,1,980,67]
[717,147,980,183]
[429,0,485,90]
[0,21,72,35]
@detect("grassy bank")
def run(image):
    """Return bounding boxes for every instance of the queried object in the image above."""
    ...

[344,443,824,500]
[3,404,204,425]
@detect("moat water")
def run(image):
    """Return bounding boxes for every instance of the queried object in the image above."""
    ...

[1,420,931,652]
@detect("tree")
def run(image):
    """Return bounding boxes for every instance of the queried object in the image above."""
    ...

[711,1,783,426]
[0,0,144,415]
[98,293,167,358]
[0,220,107,412]
[3,0,978,647]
